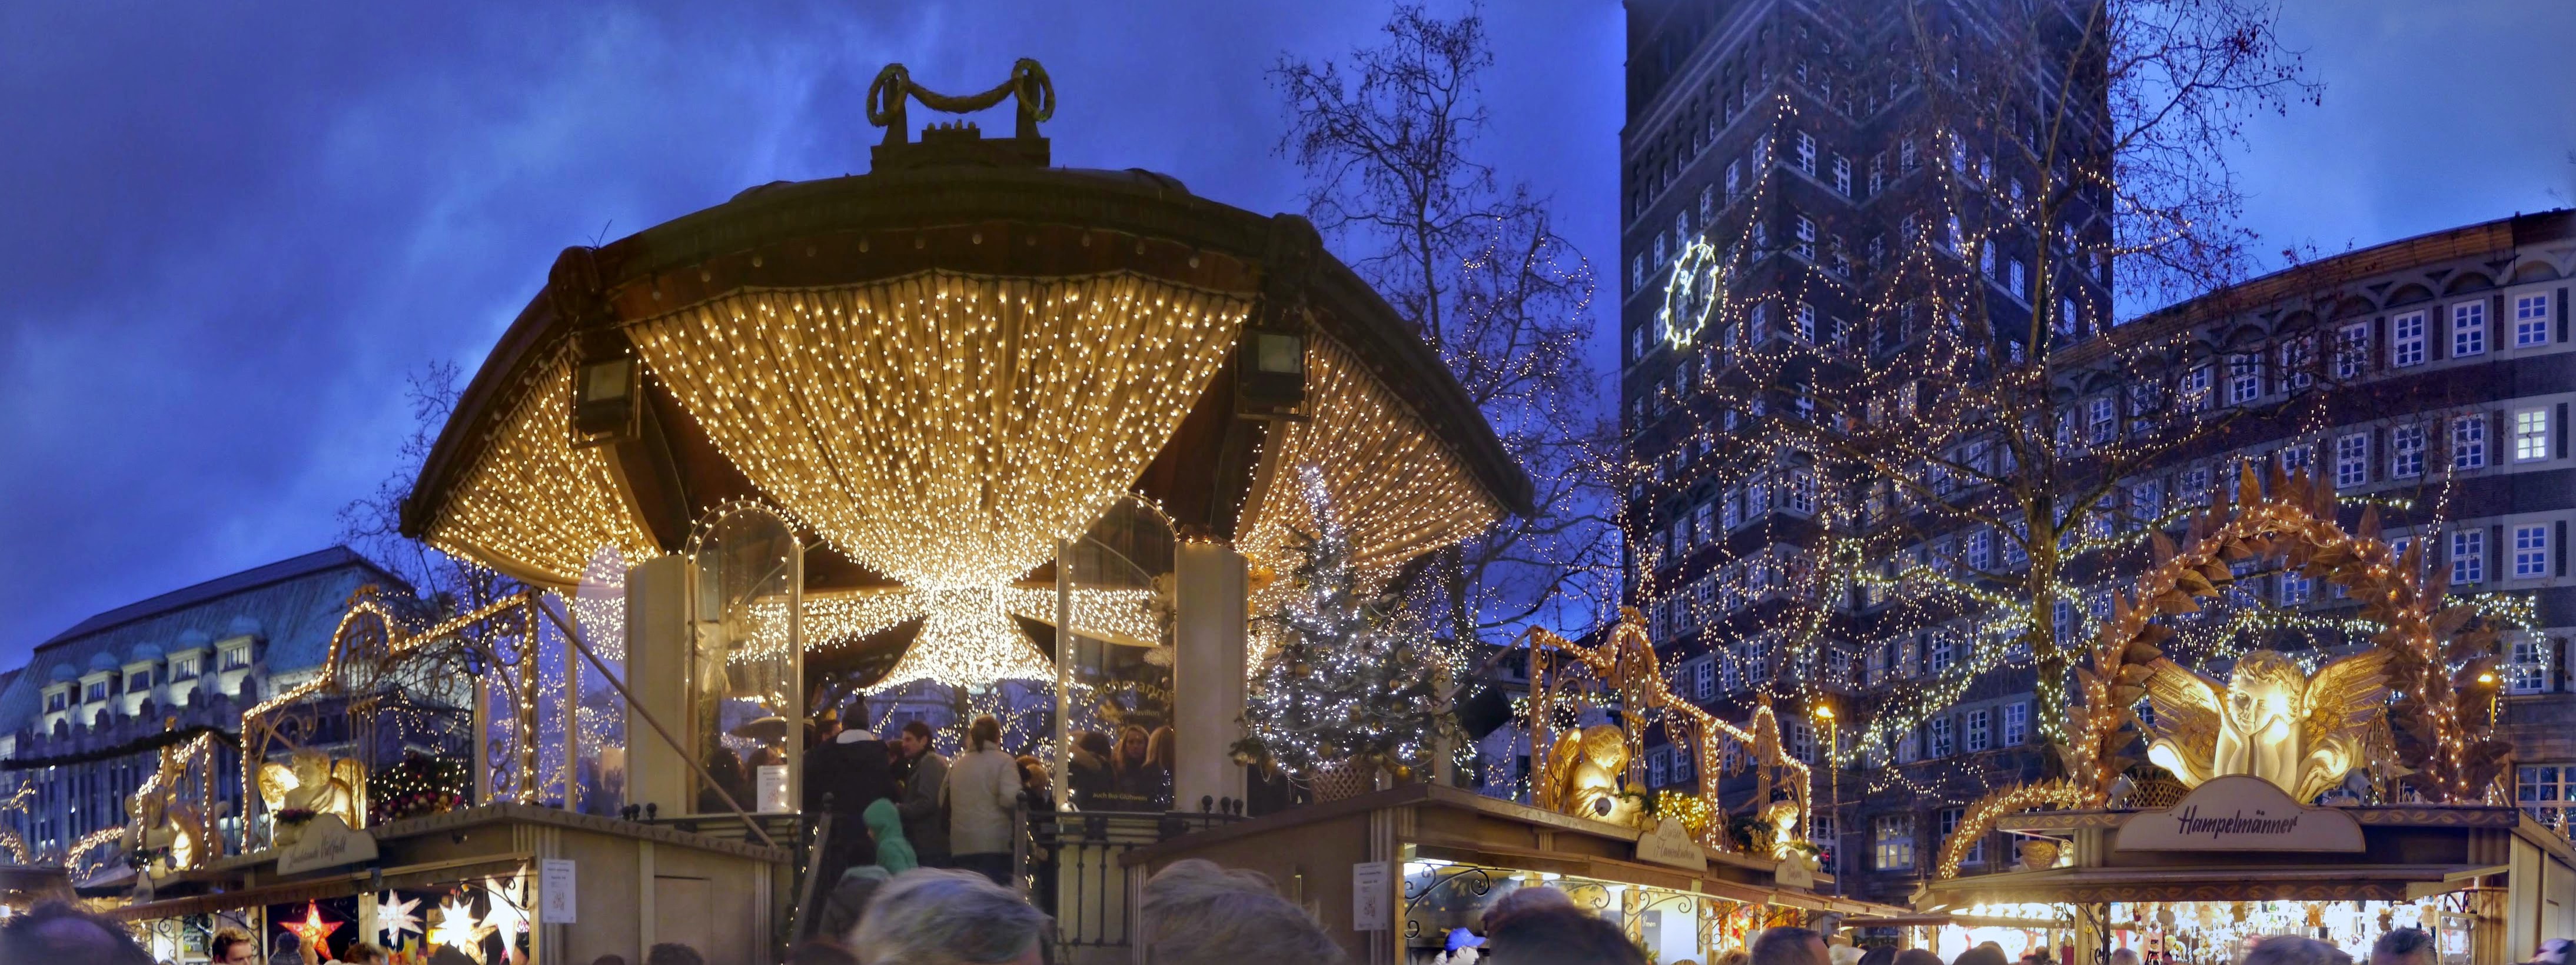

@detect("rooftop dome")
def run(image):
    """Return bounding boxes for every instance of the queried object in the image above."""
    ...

[175,628,212,648]
[225,614,262,638]
[129,643,164,663]
[48,664,75,683]
[87,652,120,672]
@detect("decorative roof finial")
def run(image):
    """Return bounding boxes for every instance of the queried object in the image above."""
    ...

[864,59,1053,171]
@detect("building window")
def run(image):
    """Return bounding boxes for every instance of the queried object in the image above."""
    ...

[2335,321,2370,378]
[2391,311,2427,367]
[2515,524,2550,578]
[2520,766,2575,830]
[1793,216,1817,259]
[1653,234,1667,267]
[222,647,250,671]
[1726,160,1741,200]
[1794,131,1817,175]
[2003,702,2029,746]
[2280,570,2312,605]
[45,691,66,712]
[1693,660,1716,701]
[2180,365,2212,411]
[1928,632,1955,676]
[1927,717,1953,757]
[1965,709,1991,753]
[2335,434,2370,488]
[2454,302,2488,357]
[125,673,149,694]
[2088,397,2116,444]
[2508,637,2551,694]
[84,681,107,704]
[2517,294,2553,347]
[2391,423,2426,478]
[2515,408,2552,461]
[2278,443,2315,474]
[1648,750,1669,787]
[2452,530,2485,584]
[2228,354,2262,404]
[1832,155,1852,195]
[1939,807,1985,865]
[1875,814,1916,871]
[1699,184,1714,224]
[2455,415,2489,470]
[2277,336,2315,391]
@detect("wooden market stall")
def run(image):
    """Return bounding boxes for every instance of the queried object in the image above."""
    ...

[108,804,786,964]
[1125,783,1905,965]
[1917,778,2576,965]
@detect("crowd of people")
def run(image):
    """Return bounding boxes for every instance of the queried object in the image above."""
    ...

[3,861,2572,965]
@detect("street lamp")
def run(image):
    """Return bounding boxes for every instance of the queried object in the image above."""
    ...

[1813,702,1839,897]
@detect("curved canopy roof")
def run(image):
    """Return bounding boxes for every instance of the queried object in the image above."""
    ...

[401,128,1532,630]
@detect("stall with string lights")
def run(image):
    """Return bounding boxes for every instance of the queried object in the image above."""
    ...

[1909,464,2576,965]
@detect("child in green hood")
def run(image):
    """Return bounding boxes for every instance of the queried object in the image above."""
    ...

[862,797,918,873]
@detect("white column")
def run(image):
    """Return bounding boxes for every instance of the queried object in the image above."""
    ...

[1172,541,1248,813]
[623,554,693,816]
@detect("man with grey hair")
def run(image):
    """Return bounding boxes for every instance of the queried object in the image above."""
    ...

[2245,937,2354,965]
[849,868,1049,965]
[2371,929,2435,965]
[1137,858,1345,964]
[1751,927,1832,965]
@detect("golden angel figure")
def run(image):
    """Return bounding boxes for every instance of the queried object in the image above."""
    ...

[2140,649,2389,803]
[125,746,209,872]
[259,750,368,844]
[1539,724,1643,827]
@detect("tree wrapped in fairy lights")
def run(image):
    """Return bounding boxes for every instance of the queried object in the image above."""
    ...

[1241,466,1449,782]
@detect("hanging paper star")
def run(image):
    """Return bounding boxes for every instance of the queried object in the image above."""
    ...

[428,896,487,963]
[283,901,342,960]
[375,891,422,946]
[480,872,530,950]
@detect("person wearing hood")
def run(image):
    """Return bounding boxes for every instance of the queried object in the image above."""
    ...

[863,797,919,873]
[804,703,899,885]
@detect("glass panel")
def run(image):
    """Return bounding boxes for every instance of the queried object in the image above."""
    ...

[1056,495,1176,813]
[690,505,803,815]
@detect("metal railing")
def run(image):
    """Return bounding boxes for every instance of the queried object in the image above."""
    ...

[1024,808,1238,959]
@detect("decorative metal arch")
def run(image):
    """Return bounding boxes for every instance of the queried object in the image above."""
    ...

[1933,462,2511,880]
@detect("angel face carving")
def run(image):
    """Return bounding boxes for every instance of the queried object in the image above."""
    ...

[2142,648,2388,803]
[259,750,367,846]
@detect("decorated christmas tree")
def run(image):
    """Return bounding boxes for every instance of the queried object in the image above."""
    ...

[1240,465,1447,782]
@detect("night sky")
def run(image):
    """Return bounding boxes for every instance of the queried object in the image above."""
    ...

[1,1,2568,669]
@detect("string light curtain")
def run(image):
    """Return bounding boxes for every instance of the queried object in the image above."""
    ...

[630,269,1249,690]
[427,358,659,585]
[1238,335,1504,583]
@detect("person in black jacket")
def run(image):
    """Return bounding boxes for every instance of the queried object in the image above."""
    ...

[803,706,899,886]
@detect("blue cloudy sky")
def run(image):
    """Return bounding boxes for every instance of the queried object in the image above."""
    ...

[0,1,2568,668]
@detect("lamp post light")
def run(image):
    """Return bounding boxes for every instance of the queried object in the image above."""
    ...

[1814,701,1839,897]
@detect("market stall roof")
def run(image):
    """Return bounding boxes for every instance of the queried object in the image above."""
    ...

[1123,783,1908,918]
[1917,861,2495,906]
[398,156,1533,591]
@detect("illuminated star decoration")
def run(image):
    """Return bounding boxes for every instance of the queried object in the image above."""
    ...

[480,871,531,950]
[284,901,341,959]
[375,892,422,946]
[428,896,488,961]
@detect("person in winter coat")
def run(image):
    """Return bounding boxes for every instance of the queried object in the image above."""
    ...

[803,707,899,885]
[1068,730,1115,809]
[942,714,1025,886]
[892,720,951,866]
[862,798,918,873]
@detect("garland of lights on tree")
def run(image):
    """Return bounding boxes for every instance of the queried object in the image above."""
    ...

[1240,465,1448,782]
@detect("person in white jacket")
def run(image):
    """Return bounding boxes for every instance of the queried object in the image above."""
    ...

[942,714,1023,886]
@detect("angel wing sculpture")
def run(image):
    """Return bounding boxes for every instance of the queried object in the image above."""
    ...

[2141,649,2389,803]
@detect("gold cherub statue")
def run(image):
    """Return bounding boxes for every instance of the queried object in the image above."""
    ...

[2141,649,2389,803]
[125,741,210,872]
[258,750,367,844]
[1539,724,1644,827]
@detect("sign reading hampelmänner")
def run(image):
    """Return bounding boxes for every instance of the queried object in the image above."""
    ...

[2114,774,2364,852]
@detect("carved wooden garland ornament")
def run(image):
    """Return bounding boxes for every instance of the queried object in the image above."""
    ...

[1933,462,2511,880]
[1527,614,1813,855]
